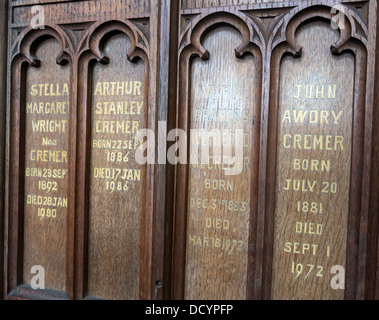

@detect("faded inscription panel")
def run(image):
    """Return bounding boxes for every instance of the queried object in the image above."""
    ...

[23,38,70,292]
[271,22,354,300]
[185,27,256,300]
[87,33,145,300]
[12,0,151,25]
[182,0,287,9]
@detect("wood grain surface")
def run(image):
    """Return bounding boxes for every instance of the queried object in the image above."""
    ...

[182,0,288,9]
[184,26,257,299]
[6,0,159,300]
[271,22,354,300]
[23,38,70,293]
[0,0,8,300]
[87,33,145,300]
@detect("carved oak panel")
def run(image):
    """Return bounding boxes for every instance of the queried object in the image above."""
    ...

[4,0,379,301]
[23,38,70,294]
[6,0,160,300]
[172,0,379,301]
[271,21,354,300]
[264,2,373,300]
[182,0,288,10]
[172,11,263,299]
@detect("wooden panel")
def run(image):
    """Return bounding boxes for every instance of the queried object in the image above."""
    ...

[7,0,161,301]
[373,1,379,301]
[0,0,8,300]
[86,33,145,300]
[23,38,70,293]
[11,0,151,25]
[185,26,255,299]
[271,21,354,300]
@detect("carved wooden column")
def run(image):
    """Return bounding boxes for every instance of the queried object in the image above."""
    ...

[0,0,8,300]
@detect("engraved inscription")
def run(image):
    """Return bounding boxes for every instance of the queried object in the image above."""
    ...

[182,0,288,9]
[185,27,256,300]
[23,38,70,292]
[271,22,354,300]
[13,0,151,25]
[87,33,145,300]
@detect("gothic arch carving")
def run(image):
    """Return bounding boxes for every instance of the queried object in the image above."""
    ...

[260,3,369,300]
